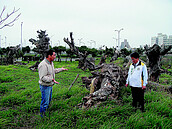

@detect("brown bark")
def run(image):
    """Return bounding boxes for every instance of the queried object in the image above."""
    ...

[144,44,172,82]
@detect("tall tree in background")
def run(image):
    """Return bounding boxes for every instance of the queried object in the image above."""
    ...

[135,47,144,56]
[22,46,31,54]
[53,46,66,62]
[78,46,89,54]
[105,47,114,57]
[66,48,75,62]
[29,30,50,60]
[120,48,132,57]
[0,6,21,29]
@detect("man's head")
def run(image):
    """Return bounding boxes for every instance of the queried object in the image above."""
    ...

[46,49,56,62]
[130,52,139,64]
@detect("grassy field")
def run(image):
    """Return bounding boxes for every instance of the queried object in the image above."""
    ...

[0,58,172,129]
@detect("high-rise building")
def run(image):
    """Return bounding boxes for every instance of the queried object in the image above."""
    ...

[120,39,130,49]
[151,36,158,46]
[151,33,172,47]
[168,35,172,46]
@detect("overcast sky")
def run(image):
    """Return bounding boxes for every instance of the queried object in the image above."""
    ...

[0,0,172,49]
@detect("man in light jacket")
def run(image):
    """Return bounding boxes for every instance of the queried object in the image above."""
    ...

[126,52,148,112]
[38,49,68,117]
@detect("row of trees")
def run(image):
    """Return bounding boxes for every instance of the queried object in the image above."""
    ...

[0,46,30,57]
[0,44,146,60]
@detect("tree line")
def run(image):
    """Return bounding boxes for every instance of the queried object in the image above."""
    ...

[0,45,147,60]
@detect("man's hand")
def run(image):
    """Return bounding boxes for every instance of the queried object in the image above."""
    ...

[142,86,146,90]
[125,84,128,87]
[61,67,68,71]
[52,79,59,84]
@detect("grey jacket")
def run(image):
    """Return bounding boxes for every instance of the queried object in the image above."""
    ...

[38,59,63,86]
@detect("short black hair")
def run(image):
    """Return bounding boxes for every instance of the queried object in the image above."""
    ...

[130,52,139,58]
[46,49,55,58]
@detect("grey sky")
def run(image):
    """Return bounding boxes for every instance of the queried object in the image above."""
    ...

[0,0,172,48]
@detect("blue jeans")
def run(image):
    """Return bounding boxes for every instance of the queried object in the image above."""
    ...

[40,84,52,115]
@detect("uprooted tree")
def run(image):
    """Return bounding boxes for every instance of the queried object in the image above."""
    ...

[79,63,128,108]
[144,44,172,82]
[64,32,128,108]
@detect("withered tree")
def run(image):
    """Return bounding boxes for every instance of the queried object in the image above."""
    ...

[29,30,50,71]
[0,6,21,29]
[6,44,21,64]
[29,30,50,60]
[64,32,103,71]
[144,44,172,82]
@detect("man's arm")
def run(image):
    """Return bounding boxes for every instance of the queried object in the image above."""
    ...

[142,64,148,89]
[142,65,148,86]
[126,65,131,87]
[54,67,68,73]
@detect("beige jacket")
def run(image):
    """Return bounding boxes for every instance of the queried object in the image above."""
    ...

[38,59,63,86]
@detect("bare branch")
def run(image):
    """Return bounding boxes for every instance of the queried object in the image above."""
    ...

[0,6,21,29]
[0,6,6,20]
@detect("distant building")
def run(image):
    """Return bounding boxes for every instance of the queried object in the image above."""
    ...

[151,33,172,47]
[168,35,172,46]
[151,36,158,45]
[120,39,131,49]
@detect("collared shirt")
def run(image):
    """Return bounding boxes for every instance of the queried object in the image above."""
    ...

[38,58,63,86]
[45,58,51,64]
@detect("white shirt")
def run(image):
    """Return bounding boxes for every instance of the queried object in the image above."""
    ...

[126,60,148,87]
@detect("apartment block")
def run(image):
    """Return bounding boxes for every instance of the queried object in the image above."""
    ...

[151,33,172,47]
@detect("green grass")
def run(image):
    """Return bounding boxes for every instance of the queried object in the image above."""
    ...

[0,59,172,128]
[159,73,172,85]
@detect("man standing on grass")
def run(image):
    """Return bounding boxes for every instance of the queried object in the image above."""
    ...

[125,52,148,112]
[38,49,68,117]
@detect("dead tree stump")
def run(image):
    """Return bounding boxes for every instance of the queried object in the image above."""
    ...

[144,44,171,82]
[80,63,128,108]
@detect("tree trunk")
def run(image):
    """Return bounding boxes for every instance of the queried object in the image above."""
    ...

[144,44,171,82]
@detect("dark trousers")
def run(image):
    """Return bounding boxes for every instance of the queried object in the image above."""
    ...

[130,86,144,111]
